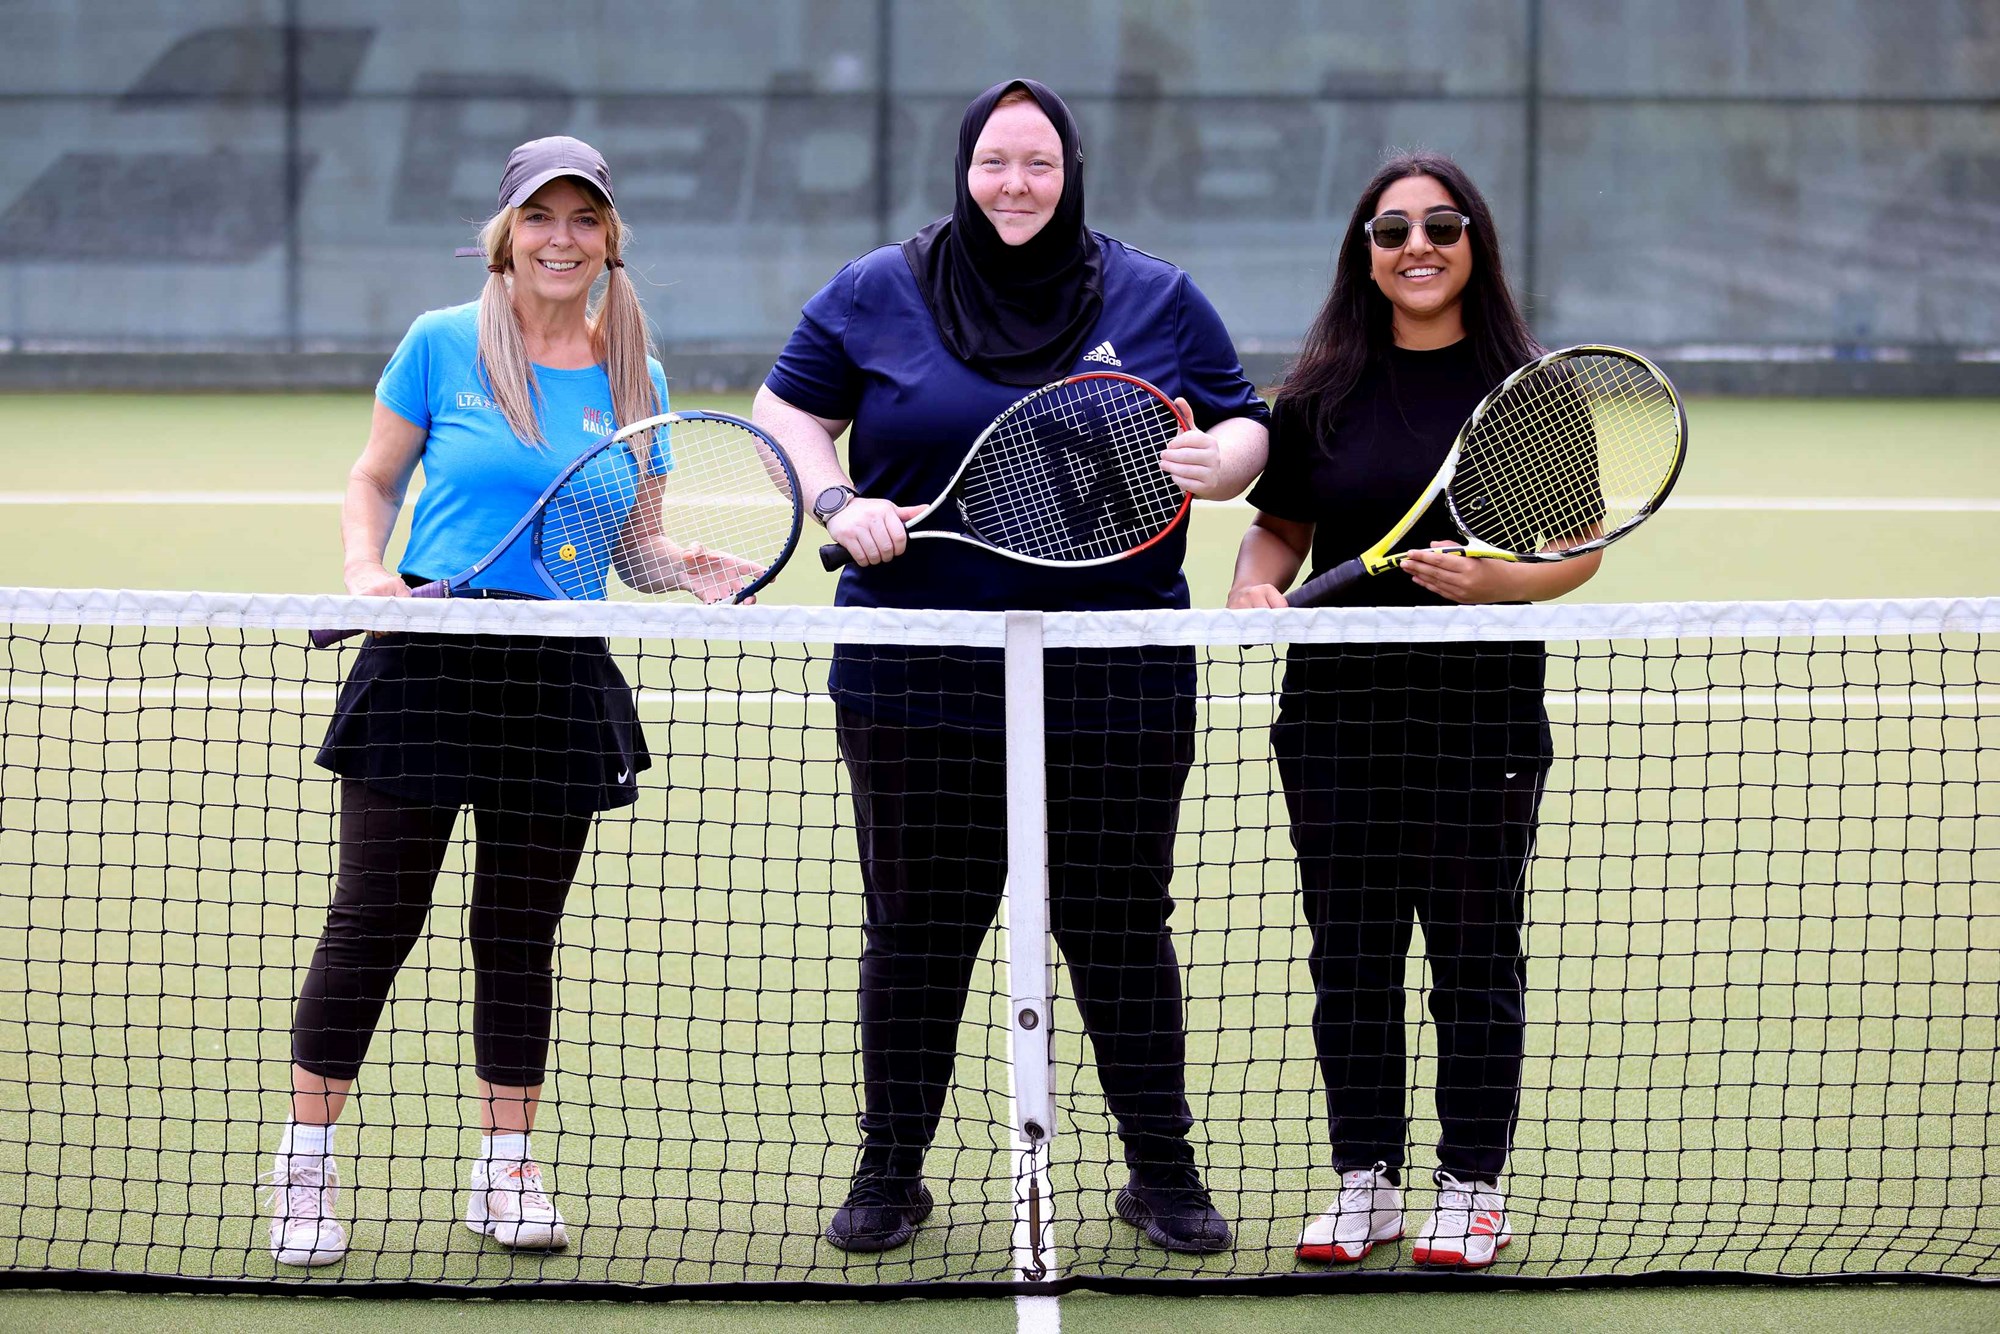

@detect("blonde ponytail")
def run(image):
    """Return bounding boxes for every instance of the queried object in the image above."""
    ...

[474,207,545,447]
[592,243,661,433]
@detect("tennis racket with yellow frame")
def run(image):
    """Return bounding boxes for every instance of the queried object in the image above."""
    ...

[1287,345,1686,607]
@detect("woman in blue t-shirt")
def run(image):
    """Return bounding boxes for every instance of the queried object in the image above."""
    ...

[263,137,678,1268]
[1229,151,1603,1271]
[754,79,1270,1255]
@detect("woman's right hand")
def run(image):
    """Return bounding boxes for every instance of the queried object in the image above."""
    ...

[1228,582,1289,609]
[344,562,412,598]
[826,497,928,567]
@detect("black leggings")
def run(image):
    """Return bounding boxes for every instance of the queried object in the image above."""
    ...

[837,709,1198,1175]
[291,779,592,1087]
[1275,741,1542,1185]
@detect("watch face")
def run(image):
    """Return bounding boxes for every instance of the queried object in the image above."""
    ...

[814,486,851,519]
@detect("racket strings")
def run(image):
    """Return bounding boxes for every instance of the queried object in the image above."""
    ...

[1453,353,1680,554]
[538,418,799,603]
[956,378,1187,562]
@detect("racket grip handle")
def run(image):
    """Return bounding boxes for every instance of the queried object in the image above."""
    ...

[819,542,855,572]
[309,581,447,647]
[1286,558,1368,608]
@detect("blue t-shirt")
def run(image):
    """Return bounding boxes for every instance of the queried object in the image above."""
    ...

[377,302,671,597]
[765,235,1268,614]
[765,237,1267,727]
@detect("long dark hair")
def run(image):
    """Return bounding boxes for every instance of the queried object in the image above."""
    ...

[1282,150,1539,439]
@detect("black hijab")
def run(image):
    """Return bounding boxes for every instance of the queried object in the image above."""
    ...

[902,79,1103,387]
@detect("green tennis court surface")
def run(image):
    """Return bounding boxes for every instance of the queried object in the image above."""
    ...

[2,392,1997,1329]
[6,393,2000,603]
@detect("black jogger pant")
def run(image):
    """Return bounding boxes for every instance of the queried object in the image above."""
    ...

[836,708,1198,1175]
[291,778,592,1087]
[1274,740,1543,1186]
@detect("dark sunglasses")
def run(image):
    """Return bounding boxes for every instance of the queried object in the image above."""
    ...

[1364,211,1471,249]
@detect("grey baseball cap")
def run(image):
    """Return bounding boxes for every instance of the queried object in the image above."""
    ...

[498,135,615,209]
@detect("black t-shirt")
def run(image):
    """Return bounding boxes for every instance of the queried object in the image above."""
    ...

[1249,340,1551,773]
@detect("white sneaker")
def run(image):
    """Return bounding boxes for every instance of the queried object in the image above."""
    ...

[1297,1162,1404,1263]
[466,1157,569,1250]
[261,1153,348,1267]
[1411,1170,1511,1268]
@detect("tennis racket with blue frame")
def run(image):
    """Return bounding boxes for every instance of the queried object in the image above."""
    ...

[311,410,802,647]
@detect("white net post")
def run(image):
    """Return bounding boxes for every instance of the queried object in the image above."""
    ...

[1002,609,1057,1281]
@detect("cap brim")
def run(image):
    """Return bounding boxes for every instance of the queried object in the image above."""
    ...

[504,168,614,209]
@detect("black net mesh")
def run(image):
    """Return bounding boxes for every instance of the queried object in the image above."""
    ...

[0,594,1994,1293]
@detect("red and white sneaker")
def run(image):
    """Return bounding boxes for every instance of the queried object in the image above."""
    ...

[1411,1170,1511,1269]
[1297,1162,1403,1263]
[466,1157,569,1250]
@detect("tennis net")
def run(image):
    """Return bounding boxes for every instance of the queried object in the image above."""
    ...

[0,589,1994,1295]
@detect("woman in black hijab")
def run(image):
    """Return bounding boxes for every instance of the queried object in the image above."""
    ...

[900,80,1106,386]
[755,79,1269,1255]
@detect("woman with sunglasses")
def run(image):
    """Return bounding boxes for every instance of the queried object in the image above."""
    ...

[1228,151,1601,1269]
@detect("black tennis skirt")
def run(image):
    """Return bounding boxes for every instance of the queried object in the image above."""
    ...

[315,631,651,815]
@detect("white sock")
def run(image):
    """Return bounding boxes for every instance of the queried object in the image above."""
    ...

[482,1132,531,1167]
[278,1121,335,1161]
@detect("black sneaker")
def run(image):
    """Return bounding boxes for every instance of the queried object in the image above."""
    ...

[1115,1164,1232,1254]
[824,1169,934,1253]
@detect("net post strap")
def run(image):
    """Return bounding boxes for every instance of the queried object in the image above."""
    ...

[1003,610,1057,1279]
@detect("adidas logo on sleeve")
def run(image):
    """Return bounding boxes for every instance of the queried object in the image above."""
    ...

[1081,341,1122,368]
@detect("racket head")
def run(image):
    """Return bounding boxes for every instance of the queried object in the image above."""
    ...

[529,411,802,604]
[1445,345,1686,561]
[944,371,1194,566]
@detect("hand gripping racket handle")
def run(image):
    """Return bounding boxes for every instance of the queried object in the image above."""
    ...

[1285,558,1368,609]
[309,580,448,648]
[819,542,855,572]
[308,625,361,649]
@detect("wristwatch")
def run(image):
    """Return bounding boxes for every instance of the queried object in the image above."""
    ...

[811,484,858,527]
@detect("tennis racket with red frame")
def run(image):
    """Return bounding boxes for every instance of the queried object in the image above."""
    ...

[817,371,1195,571]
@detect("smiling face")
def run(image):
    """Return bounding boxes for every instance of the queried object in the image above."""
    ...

[507,177,608,306]
[1368,174,1472,345]
[966,96,1065,246]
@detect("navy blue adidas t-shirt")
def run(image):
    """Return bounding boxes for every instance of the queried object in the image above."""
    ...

[766,236,1267,728]
[766,235,1268,614]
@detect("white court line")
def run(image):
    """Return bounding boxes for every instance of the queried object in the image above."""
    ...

[0,491,780,508]
[1017,1293,1061,1333]
[0,491,348,505]
[1221,691,1998,712]
[1655,496,2000,513]
[3,491,2000,512]
[0,685,824,706]
[1196,495,2000,513]
[3,685,1994,711]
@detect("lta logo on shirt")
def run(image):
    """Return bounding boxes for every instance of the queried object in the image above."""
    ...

[582,407,614,436]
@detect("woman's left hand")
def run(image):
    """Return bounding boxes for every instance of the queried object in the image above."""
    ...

[1158,397,1223,499]
[1401,541,1531,604]
[677,542,768,605]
